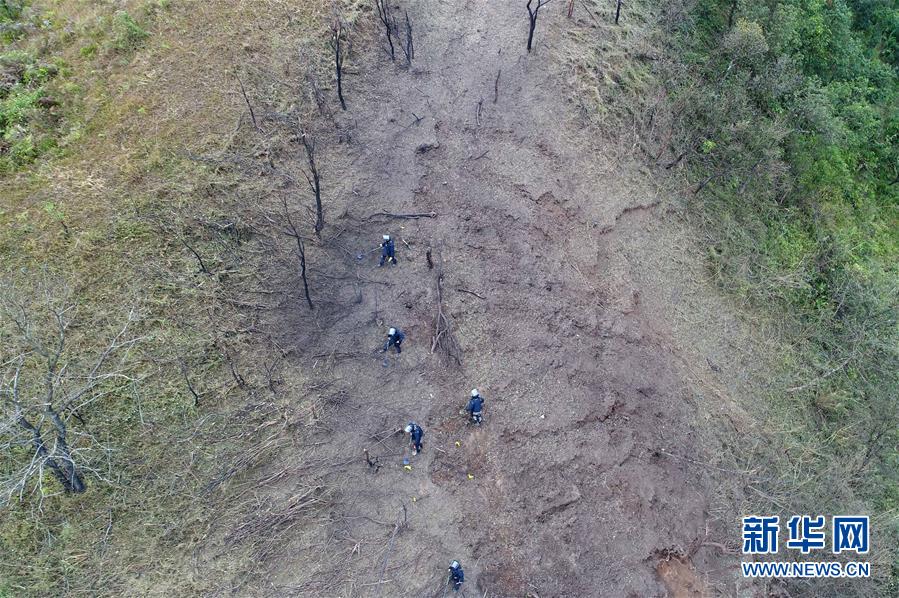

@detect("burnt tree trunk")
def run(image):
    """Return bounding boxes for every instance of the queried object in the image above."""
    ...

[400,11,414,66]
[298,238,312,310]
[615,0,623,25]
[18,413,85,493]
[374,0,396,61]
[526,0,553,53]
[48,407,86,493]
[300,132,324,237]
[331,19,347,110]
[282,196,314,310]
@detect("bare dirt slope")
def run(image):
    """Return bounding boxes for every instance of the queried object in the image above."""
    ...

[245,2,752,596]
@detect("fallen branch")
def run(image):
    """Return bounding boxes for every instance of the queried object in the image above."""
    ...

[376,508,406,597]
[235,73,260,132]
[431,267,462,365]
[365,211,437,220]
[456,288,485,300]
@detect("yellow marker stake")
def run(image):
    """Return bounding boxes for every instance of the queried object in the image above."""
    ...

[467,473,474,480]
[455,441,461,447]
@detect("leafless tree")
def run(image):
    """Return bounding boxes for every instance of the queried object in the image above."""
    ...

[398,11,414,66]
[526,0,553,53]
[281,196,314,310]
[374,0,395,61]
[0,275,141,505]
[330,18,347,110]
[296,127,324,237]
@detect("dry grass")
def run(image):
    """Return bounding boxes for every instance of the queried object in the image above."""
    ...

[0,0,353,595]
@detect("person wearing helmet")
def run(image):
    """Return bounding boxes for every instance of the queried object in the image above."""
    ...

[382,327,405,354]
[379,234,397,267]
[448,560,464,592]
[404,421,423,455]
[466,389,484,425]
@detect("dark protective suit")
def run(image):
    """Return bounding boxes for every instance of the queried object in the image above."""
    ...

[379,238,396,266]
[449,565,464,592]
[383,329,405,353]
[409,423,423,452]
[466,395,484,424]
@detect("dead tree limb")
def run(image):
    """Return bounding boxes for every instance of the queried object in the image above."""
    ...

[180,359,201,406]
[365,211,437,220]
[181,238,210,274]
[615,0,623,25]
[235,74,260,132]
[282,196,314,310]
[330,18,347,110]
[374,0,396,61]
[456,288,486,300]
[430,267,462,366]
[224,350,247,389]
[376,508,406,597]
[493,69,501,104]
[1,278,141,501]
[526,0,553,53]
[297,127,324,237]
[399,11,414,66]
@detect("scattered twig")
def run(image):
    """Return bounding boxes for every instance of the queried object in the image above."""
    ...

[376,508,406,597]
[235,73,260,132]
[181,238,210,274]
[456,288,485,300]
[179,359,200,406]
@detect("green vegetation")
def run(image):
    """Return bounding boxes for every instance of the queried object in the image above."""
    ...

[658,0,898,591]
[0,49,60,170]
[0,2,158,172]
[111,10,148,52]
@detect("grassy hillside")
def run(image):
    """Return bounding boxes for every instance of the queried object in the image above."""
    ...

[653,0,898,591]
[1,0,896,595]
[0,1,333,594]
[664,0,899,544]
[564,0,896,592]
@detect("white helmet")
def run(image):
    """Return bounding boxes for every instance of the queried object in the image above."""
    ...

[383,234,390,241]
[388,327,397,336]
[404,424,413,434]
[450,560,460,569]
[471,389,479,397]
